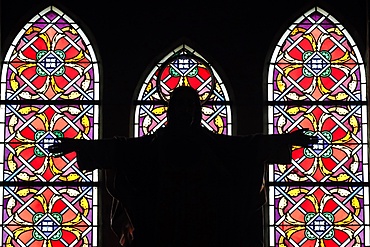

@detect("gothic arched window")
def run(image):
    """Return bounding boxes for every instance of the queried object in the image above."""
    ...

[266,7,368,246]
[0,6,101,246]
[133,44,233,137]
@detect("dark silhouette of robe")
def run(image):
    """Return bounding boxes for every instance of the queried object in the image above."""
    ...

[76,126,293,247]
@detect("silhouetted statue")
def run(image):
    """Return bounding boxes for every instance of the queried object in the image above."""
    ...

[49,86,318,247]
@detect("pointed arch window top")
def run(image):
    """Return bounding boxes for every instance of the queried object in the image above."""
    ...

[134,44,232,137]
[156,51,216,104]
[2,6,99,102]
[269,7,366,103]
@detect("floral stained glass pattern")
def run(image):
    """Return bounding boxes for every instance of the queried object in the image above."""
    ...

[267,7,369,247]
[0,6,100,247]
[133,44,232,137]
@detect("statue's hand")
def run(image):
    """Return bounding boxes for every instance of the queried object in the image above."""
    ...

[288,128,318,148]
[48,138,84,156]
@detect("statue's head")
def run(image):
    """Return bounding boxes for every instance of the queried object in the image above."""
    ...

[167,86,202,128]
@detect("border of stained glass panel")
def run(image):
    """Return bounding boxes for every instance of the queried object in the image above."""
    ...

[266,6,369,247]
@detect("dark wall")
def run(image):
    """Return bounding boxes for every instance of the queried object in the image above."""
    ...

[0,0,368,246]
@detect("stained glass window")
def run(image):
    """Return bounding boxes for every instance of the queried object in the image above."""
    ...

[133,44,232,137]
[0,6,100,247]
[267,7,369,247]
